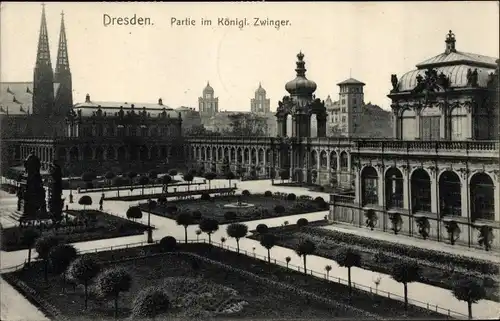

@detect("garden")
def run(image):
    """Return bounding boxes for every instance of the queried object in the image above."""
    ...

[248,223,499,303]
[1,209,150,252]
[139,191,329,225]
[2,239,446,320]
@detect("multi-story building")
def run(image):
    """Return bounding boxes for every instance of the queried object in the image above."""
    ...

[1,6,185,176]
[250,83,271,113]
[198,82,219,116]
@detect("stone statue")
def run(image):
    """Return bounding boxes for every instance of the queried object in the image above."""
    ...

[391,74,398,91]
[471,69,478,87]
[416,74,423,84]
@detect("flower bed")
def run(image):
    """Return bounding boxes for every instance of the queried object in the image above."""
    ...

[139,192,329,225]
[247,225,499,302]
[0,210,150,252]
[4,244,367,320]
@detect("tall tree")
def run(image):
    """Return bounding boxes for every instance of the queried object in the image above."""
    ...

[35,235,60,282]
[295,239,316,274]
[259,233,276,263]
[452,279,486,320]
[333,247,362,298]
[226,223,248,253]
[67,256,101,310]
[390,261,421,311]
[95,268,132,318]
[204,172,217,190]
[176,211,193,243]
[199,218,219,244]
[183,173,194,192]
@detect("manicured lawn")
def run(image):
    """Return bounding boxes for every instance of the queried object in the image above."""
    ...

[3,243,446,320]
[248,224,499,302]
[140,193,328,225]
[0,210,150,252]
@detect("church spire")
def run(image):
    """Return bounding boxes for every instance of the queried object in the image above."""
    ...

[36,3,52,67]
[55,11,70,77]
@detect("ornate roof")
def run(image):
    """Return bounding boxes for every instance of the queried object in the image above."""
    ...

[397,65,495,91]
[255,82,266,94]
[285,52,317,96]
[203,81,214,94]
[0,82,61,115]
[337,78,365,86]
[73,96,179,118]
[393,30,498,93]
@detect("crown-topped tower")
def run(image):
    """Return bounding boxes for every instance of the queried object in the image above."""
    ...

[285,51,317,97]
[33,3,55,115]
[445,30,456,54]
[54,11,73,116]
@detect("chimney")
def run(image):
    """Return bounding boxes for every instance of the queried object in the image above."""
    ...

[158,98,163,105]
[85,93,90,103]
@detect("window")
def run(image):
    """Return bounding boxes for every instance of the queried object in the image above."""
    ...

[342,108,346,113]
[342,116,346,123]
[341,99,346,104]
[420,116,440,140]
[353,98,357,104]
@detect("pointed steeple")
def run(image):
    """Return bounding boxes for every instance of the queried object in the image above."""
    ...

[36,3,52,67]
[55,11,70,77]
[33,3,55,116]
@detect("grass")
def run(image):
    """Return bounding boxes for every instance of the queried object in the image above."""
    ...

[247,224,499,302]
[0,210,150,252]
[4,243,446,320]
[140,194,327,225]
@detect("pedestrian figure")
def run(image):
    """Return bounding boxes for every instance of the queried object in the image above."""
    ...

[99,197,103,211]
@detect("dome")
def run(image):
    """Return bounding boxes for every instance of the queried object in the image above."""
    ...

[285,52,317,96]
[255,82,266,94]
[203,81,214,94]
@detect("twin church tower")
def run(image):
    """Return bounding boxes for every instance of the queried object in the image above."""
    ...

[33,5,73,117]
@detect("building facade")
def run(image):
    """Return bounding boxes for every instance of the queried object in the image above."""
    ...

[329,30,500,250]
[250,83,271,113]
[1,6,185,176]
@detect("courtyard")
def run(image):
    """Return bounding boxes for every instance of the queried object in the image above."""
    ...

[140,191,328,225]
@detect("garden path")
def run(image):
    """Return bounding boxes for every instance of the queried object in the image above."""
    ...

[0,277,49,321]
[2,177,500,319]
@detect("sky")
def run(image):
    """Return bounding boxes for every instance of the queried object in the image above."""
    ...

[1,1,499,111]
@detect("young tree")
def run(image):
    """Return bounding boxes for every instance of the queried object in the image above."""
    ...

[95,268,132,318]
[161,174,172,193]
[220,236,226,248]
[198,218,219,244]
[333,247,362,297]
[260,233,276,263]
[67,256,101,310]
[325,265,332,279]
[183,173,194,192]
[148,170,158,181]
[225,171,236,188]
[127,171,138,184]
[131,286,170,320]
[81,172,96,189]
[176,211,193,244]
[390,261,421,311]
[285,256,291,269]
[168,169,178,177]
[35,235,60,282]
[195,229,202,242]
[204,172,217,190]
[138,176,149,195]
[104,171,115,186]
[452,278,486,319]
[78,195,92,211]
[147,199,157,231]
[112,177,125,197]
[126,206,143,222]
[21,228,40,267]
[226,223,248,253]
[295,239,316,274]
[49,244,78,292]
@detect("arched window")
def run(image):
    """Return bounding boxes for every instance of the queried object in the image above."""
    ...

[400,109,416,140]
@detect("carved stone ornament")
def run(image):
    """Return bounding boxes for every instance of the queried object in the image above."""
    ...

[391,74,399,92]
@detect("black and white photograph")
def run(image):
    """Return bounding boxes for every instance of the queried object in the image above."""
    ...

[0,1,499,320]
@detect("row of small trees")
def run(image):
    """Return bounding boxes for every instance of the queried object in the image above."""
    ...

[252,220,485,319]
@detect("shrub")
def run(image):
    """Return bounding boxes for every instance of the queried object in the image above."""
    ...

[168,169,178,176]
[242,190,251,196]
[160,236,177,251]
[286,193,297,201]
[256,224,268,234]
[191,210,202,220]
[157,196,167,204]
[274,205,285,215]
[264,191,273,197]
[224,211,237,221]
[200,193,211,201]
[131,286,170,319]
[297,218,309,227]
